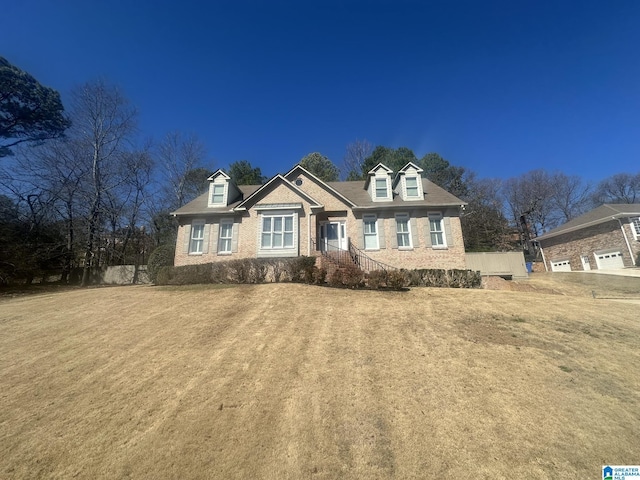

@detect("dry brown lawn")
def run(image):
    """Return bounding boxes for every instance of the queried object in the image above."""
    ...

[1,274,639,479]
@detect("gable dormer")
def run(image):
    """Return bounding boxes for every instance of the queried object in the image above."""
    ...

[393,162,424,201]
[364,163,393,202]
[207,169,241,208]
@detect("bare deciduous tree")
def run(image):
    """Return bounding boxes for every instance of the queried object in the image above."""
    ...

[549,172,592,222]
[343,139,373,180]
[461,176,512,251]
[502,170,557,239]
[69,80,137,286]
[591,172,640,205]
[158,131,210,210]
[11,139,89,282]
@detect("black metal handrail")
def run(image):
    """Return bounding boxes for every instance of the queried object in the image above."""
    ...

[310,238,354,267]
[348,240,397,274]
[310,238,396,274]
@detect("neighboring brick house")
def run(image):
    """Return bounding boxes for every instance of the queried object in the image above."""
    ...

[536,204,640,272]
[171,162,467,270]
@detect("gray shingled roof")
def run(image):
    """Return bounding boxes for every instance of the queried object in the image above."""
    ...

[328,178,466,209]
[171,185,261,216]
[536,204,640,241]
[171,177,465,217]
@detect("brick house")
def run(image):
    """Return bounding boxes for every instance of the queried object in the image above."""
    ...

[536,204,640,271]
[171,162,467,270]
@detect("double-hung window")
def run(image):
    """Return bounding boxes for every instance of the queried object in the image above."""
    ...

[190,221,205,254]
[261,214,294,249]
[218,220,233,253]
[429,215,446,247]
[211,184,225,205]
[396,214,412,248]
[405,177,419,198]
[363,215,379,250]
[375,178,388,199]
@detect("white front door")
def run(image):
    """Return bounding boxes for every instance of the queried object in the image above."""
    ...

[320,221,347,252]
[581,255,591,271]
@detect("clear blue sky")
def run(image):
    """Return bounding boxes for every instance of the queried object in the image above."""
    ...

[3,0,639,182]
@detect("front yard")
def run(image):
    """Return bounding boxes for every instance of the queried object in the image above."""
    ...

[1,276,638,479]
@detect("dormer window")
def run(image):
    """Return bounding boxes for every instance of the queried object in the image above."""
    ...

[211,184,225,204]
[207,169,240,208]
[375,178,388,198]
[394,162,424,201]
[365,163,393,202]
[405,177,419,198]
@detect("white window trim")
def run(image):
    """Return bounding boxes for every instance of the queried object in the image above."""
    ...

[404,176,421,199]
[428,213,447,249]
[363,214,379,250]
[374,177,389,200]
[218,219,233,254]
[260,212,296,250]
[395,213,412,249]
[208,181,228,207]
[189,220,205,255]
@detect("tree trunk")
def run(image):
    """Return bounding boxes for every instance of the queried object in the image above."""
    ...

[81,201,99,287]
[81,144,101,287]
[61,205,74,284]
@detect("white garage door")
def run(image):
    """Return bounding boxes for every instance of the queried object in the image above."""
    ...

[595,251,624,270]
[551,260,572,272]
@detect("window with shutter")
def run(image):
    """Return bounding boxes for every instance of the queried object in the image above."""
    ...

[395,214,412,248]
[189,221,205,254]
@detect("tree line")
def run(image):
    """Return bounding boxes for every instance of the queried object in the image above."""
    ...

[1,56,638,285]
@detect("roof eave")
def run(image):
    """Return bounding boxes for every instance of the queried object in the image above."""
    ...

[351,202,465,211]
[536,213,632,241]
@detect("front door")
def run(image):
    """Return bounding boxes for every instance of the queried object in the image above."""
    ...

[320,221,347,252]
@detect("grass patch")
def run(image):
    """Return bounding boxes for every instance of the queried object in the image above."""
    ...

[156,283,238,292]
[1,282,638,479]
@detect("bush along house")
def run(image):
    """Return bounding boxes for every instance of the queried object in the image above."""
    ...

[536,204,640,272]
[171,162,468,273]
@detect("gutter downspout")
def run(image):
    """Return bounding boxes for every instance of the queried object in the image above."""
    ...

[539,246,549,272]
[617,218,634,266]
[308,210,312,256]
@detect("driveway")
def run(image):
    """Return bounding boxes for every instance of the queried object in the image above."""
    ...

[583,267,640,277]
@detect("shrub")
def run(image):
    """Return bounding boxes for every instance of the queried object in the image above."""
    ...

[283,256,317,282]
[147,245,175,283]
[211,262,229,283]
[167,263,212,285]
[227,259,253,283]
[155,266,173,285]
[366,270,388,289]
[312,267,327,285]
[328,263,365,289]
[386,270,408,290]
[403,268,481,288]
[153,256,320,286]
